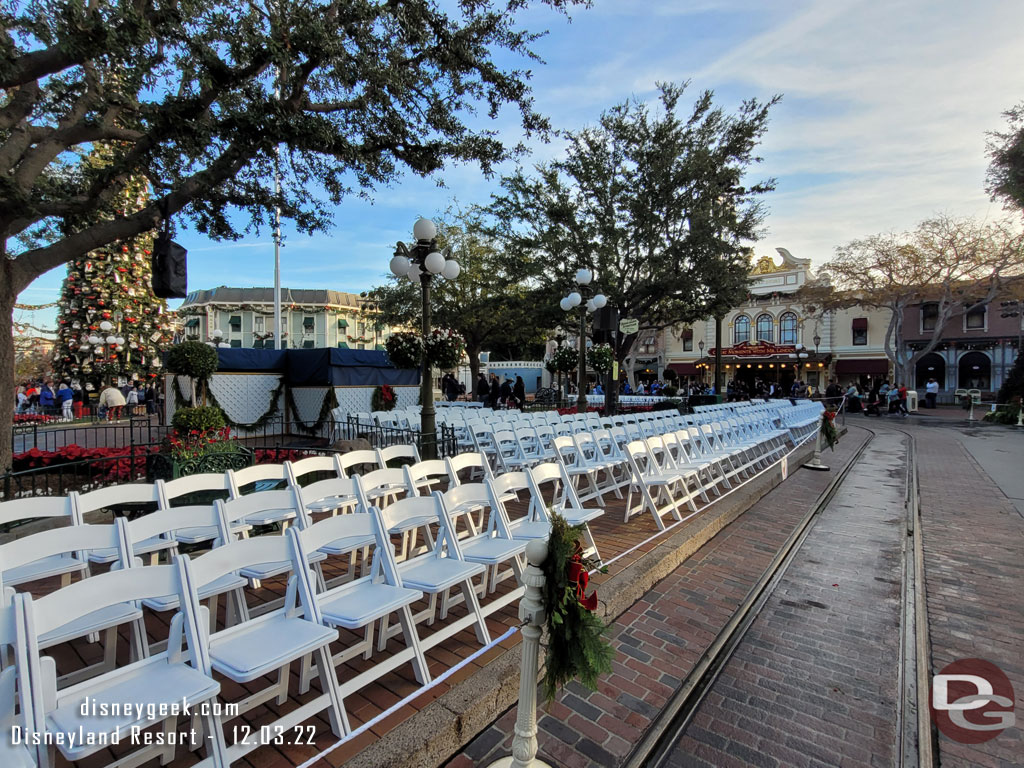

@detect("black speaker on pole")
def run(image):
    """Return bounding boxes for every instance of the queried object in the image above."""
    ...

[151,232,188,298]
[593,305,619,332]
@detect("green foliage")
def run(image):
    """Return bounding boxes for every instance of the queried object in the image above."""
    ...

[486,82,779,364]
[366,211,559,374]
[424,328,466,370]
[662,368,678,382]
[983,405,1021,424]
[166,341,219,380]
[662,385,678,397]
[986,102,1024,213]
[996,352,1024,407]
[550,346,578,373]
[172,406,226,434]
[821,411,839,451]
[541,512,614,703]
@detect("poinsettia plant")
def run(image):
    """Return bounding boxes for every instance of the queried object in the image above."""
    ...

[167,425,239,462]
[821,409,839,451]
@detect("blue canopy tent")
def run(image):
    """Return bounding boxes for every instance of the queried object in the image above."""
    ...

[208,347,418,386]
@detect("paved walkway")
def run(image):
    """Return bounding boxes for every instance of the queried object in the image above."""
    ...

[664,430,908,767]
[446,428,871,768]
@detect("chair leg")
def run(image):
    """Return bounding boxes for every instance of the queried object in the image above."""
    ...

[130,616,148,663]
[298,652,314,696]
[159,716,176,765]
[397,605,431,686]
[461,579,491,645]
[314,645,350,737]
[275,663,289,705]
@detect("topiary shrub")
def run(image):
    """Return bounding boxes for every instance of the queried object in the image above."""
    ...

[172,405,226,434]
[166,340,220,404]
[662,384,678,397]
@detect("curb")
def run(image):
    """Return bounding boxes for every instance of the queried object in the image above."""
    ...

[343,438,817,768]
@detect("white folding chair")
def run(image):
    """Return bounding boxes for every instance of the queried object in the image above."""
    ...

[76,483,171,565]
[178,534,346,761]
[0,601,35,768]
[376,494,490,651]
[525,462,603,561]
[0,495,84,589]
[15,562,223,768]
[291,510,430,698]
[1,520,148,687]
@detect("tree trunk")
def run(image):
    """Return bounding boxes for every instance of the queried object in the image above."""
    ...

[467,345,481,392]
[1,262,16,473]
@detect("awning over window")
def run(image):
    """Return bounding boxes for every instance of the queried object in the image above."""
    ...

[375,344,386,351]
[229,315,241,326]
[252,339,264,349]
[851,317,868,331]
[302,340,315,349]
[303,317,315,328]
[835,358,889,374]
[337,342,349,349]
[667,362,699,375]
[337,318,349,328]
[184,317,200,328]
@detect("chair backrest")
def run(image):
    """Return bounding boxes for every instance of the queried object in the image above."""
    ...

[126,503,231,551]
[76,482,159,517]
[441,482,492,514]
[404,459,449,492]
[182,532,299,597]
[377,443,422,467]
[0,495,78,530]
[219,489,300,530]
[228,463,288,496]
[292,476,359,515]
[293,507,399,586]
[356,467,411,498]
[285,455,343,487]
[445,452,494,484]
[0,521,129,594]
[337,449,381,475]
[158,472,230,508]
[379,493,464,559]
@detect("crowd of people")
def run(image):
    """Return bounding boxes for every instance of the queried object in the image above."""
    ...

[831,379,912,417]
[14,378,161,421]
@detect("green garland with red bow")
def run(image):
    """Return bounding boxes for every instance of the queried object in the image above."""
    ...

[541,512,614,702]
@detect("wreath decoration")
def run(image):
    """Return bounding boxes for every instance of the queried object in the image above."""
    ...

[385,332,422,370]
[541,512,614,702]
[821,409,839,451]
[586,343,614,373]
[372,384,397,412]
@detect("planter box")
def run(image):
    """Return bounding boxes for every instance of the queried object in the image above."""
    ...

[148,445,254,481]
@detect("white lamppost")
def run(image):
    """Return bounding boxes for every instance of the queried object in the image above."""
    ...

[389,218,461,458]
[560,269,606,413]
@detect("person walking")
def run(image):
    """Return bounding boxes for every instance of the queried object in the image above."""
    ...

[498,376,513,408]
[925,377,939,409]
[897,383,909,416]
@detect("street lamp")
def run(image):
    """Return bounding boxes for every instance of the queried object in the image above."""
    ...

[389,217,461,459]
[560,269,606,413]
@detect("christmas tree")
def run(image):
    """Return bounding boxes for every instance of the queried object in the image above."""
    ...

[53,158,173,387]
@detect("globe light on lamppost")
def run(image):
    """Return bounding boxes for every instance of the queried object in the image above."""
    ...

[390,218,459,459]
[562,269,602,413]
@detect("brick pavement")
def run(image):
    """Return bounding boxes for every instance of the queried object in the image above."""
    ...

[445,427,871,768]
[665,429,908,768]
[913,424,1024,768]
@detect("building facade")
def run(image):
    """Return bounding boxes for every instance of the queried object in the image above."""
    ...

[177,287,393,350]
[661,248,892,393]
[657,248,1021,397]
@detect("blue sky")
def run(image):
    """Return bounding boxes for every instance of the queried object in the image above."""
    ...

[15,0,1024,333]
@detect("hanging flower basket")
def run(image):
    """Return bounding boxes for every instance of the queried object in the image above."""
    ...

[424,327,466,370]
[587,343,614,373]
[385,332,422,370]
[550,346,578,374]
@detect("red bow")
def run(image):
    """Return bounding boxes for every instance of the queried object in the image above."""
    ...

[567,541,598,612]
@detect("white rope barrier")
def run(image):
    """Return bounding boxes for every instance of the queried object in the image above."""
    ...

[295,624,521,768]
[589,427,821,577]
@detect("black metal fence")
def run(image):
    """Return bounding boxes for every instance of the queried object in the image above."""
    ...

[2,416,460,502]
[12,416,171,453]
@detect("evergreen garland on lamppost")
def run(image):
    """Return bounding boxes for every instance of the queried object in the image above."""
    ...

[52,159,173,388]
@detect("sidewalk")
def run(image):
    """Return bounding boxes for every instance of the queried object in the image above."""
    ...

[446,427,870,768]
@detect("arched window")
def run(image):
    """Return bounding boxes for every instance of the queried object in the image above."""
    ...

[779,312,798,345]
[734,315,751,344]
[756,314,774,343]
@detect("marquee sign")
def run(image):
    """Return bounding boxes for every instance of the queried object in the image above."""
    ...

[707,341,797,357]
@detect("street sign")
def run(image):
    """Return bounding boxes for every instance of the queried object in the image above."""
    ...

[619,318,640,335]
